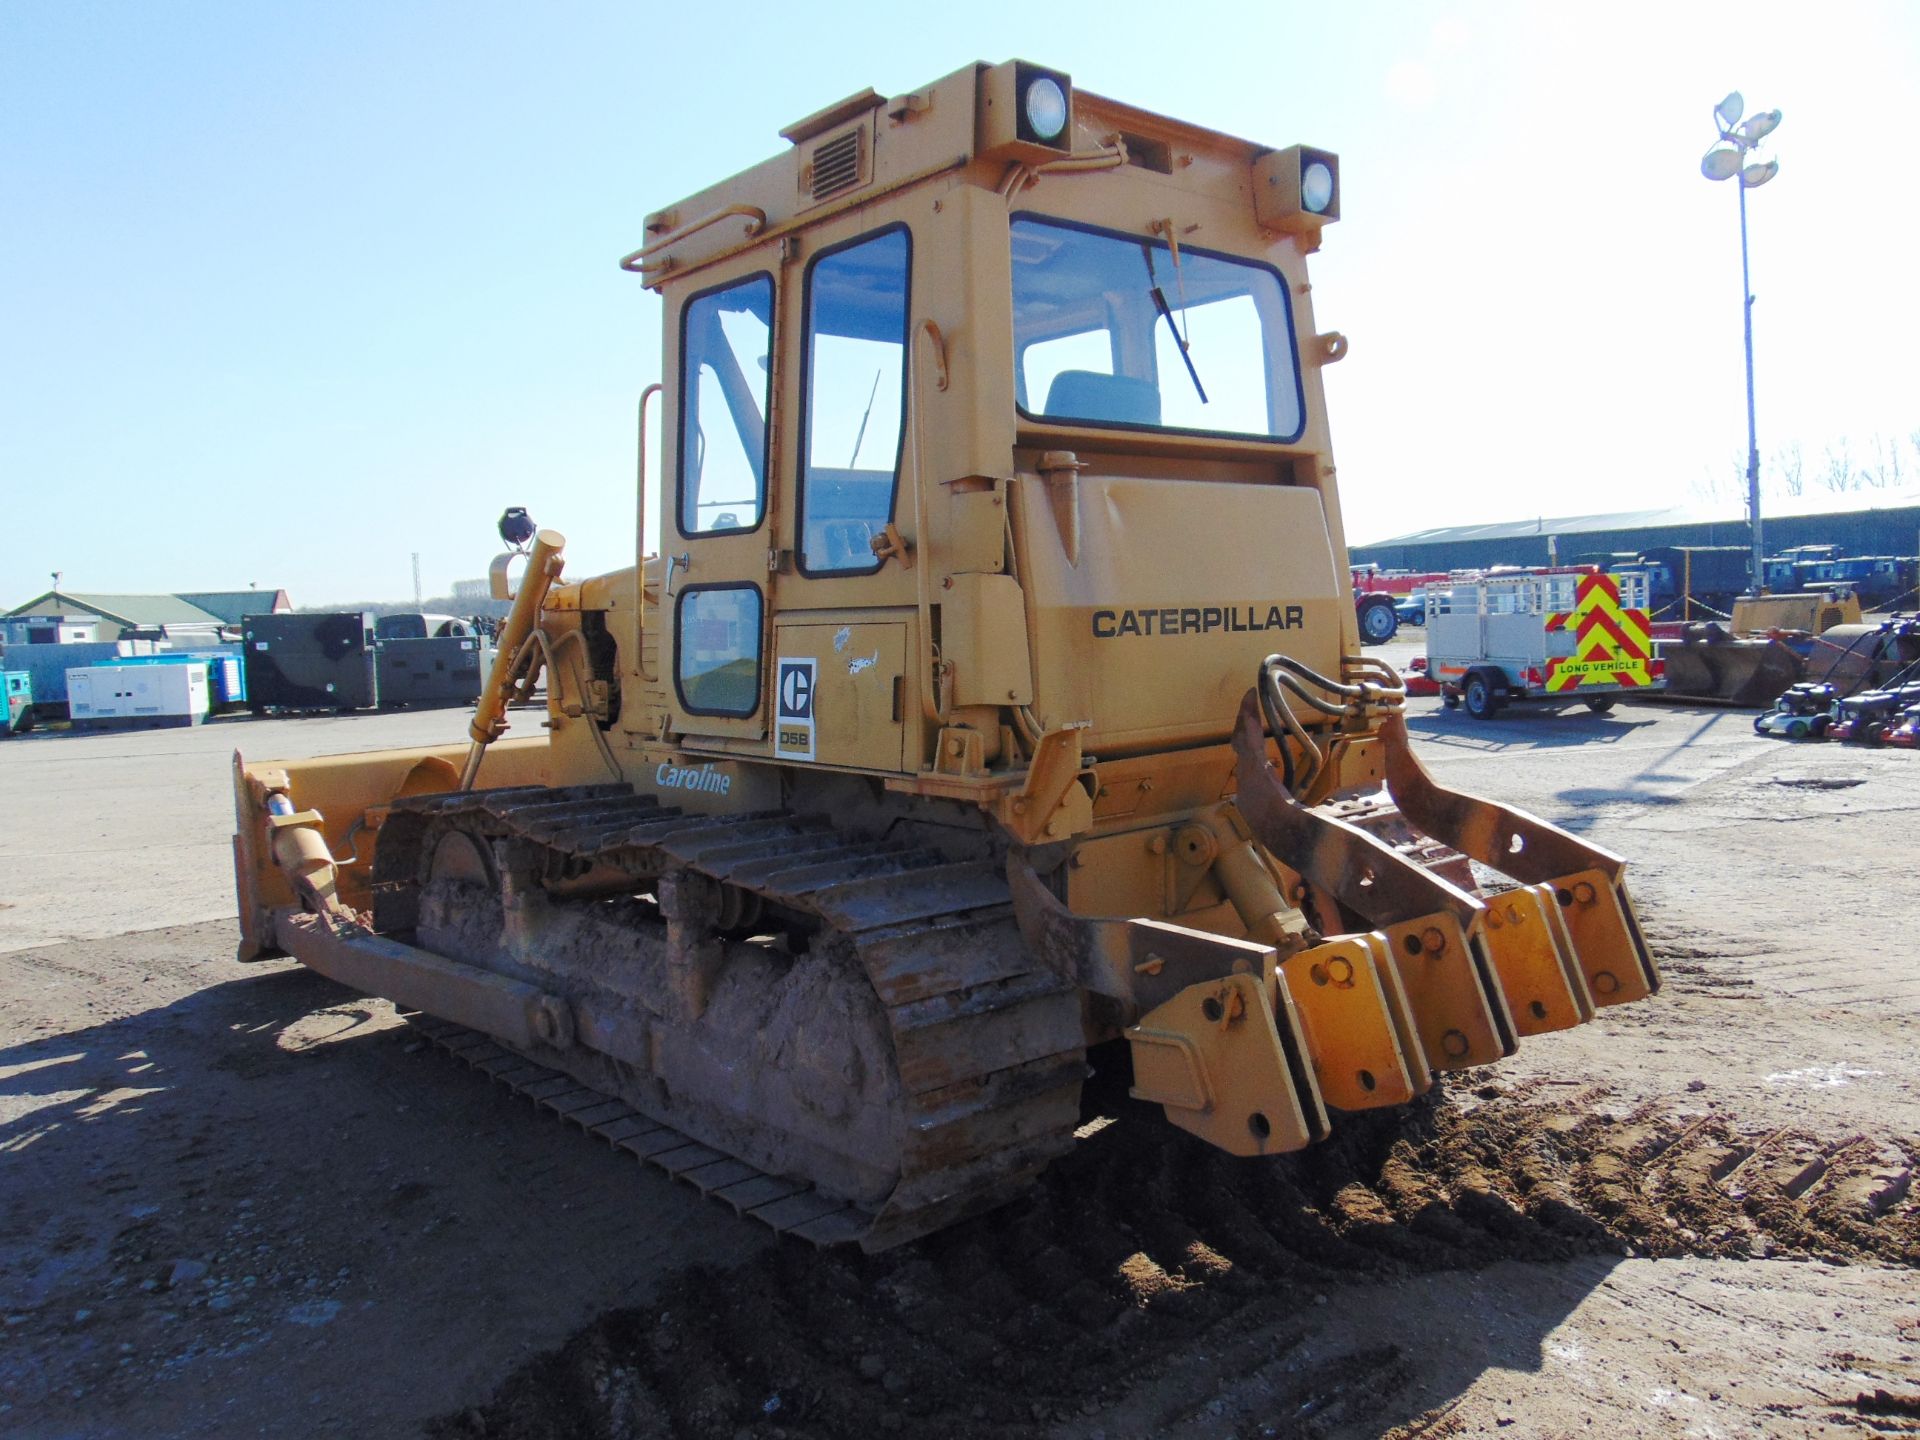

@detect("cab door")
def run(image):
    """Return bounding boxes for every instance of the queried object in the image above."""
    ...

[766,223,917,772]
[663,267,778,741]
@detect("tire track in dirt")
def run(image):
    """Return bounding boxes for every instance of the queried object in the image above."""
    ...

[431,1064,1916,1439]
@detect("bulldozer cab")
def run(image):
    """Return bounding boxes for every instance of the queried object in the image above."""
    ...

[644,61,1355,775]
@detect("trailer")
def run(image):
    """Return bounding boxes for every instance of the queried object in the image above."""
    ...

[1427,570,1664,718]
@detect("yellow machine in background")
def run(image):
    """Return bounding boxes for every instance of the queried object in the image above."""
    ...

[1730,592,1861,634]
[1659,589,1866,707]
[233,61,1658,1249]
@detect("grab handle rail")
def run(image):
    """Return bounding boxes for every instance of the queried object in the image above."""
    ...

[620,205,768,277]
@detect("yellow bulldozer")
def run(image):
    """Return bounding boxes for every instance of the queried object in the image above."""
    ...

[232,61,1659,1249]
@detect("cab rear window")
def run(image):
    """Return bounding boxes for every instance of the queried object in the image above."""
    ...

[1012,215,1303,442]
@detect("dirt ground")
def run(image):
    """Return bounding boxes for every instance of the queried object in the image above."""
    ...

[2,651,1917,1439]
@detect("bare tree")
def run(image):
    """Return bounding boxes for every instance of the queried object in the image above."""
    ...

[1820,436,1856,492]
[1771,440,1805,497]
[1693,452,1746,505]
[1850,432,1891,490]
[1865,431,1902,490]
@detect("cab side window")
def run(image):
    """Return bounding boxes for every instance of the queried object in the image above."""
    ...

[679,275,773,537]
[797,228,911,574]
[675,584,762,717]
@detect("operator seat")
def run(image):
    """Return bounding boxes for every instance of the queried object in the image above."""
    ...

[1043,370,1161,427]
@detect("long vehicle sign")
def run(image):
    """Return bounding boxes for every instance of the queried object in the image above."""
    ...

[1545,573,1652,691]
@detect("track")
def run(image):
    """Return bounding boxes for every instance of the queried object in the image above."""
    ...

[369,784,1089,1251]
[399,1016,910,1245]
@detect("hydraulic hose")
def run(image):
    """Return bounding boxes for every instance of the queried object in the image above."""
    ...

[1258,667,1321,794]
[1262,653,1406,718]
[1269,652,1405,704]
[1253,653,1408,798]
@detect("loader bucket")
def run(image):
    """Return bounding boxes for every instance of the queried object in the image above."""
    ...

[1659,633,1803,707]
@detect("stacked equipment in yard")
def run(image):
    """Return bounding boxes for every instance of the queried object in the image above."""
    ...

[1804,616,1920,696]
[67,662,209,730]
[105,651,248,711]
[1428,570,1664,718]
[1752,615,1920,741]
[1,640,159,716]
[1,672,31,735]
[1766,551,1918,611]
[372,614,491,708]
[242,613,378,713]
[1656,591,1861,707]
[1574,546,1751,620]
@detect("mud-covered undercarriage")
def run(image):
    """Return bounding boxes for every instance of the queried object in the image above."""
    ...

[357,785,1087,1250]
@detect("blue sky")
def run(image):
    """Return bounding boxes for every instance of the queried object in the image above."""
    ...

[4,2,1916,605]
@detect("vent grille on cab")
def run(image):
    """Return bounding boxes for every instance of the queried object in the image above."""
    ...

[809,129,863,201]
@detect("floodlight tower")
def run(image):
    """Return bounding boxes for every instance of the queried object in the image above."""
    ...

[1700,92,1782,595]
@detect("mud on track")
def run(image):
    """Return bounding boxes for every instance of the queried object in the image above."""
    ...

[433,1065,1918,1440]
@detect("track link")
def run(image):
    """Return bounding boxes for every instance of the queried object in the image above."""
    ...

[405,1016,883,1245]
[373,784,1089,1251]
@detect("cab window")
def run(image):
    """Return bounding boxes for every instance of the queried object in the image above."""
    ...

[679,274,773,537]
[1011,215,1303,441]
[797,228,911,575]
[675,584,762,717]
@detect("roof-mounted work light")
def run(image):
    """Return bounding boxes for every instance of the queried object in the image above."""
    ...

[977,60,1074,161]
[1252,145,1341,233]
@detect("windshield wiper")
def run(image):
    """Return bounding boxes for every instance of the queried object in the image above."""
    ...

[1142,244,1207,404]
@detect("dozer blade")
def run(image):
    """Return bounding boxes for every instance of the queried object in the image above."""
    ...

[1376,711,1660,1006]
[1230,693,1517,1073]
